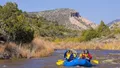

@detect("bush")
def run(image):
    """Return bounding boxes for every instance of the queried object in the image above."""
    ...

[80,28,98,41]
[79,21,111,41]
[15,28,34,43]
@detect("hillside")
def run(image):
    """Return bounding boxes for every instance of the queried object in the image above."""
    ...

[108,19,120,26]
[108,19,120,29]
[29,8,97,30]
[1,2,120,43]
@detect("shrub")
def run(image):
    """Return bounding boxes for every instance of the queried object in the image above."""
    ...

[15,27,34,43]
[80,28,98,41]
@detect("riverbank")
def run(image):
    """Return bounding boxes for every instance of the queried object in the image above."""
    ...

[0,38,120,59]
[55,41,120,50]
[0,38,54,59]
[0,50,120,68]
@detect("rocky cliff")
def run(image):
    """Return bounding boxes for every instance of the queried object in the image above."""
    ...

[29,8,97,30]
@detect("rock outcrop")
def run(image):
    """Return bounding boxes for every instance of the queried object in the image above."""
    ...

[29,8,97,30]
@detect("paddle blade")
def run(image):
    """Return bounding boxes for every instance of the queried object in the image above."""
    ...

[56,60,64,65]
[92,60,99,64]
[58,59,64,62]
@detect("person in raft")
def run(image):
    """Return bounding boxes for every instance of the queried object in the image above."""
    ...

[79,49,92,62]
[64,49,77,62]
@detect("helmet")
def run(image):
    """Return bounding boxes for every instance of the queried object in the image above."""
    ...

[83,49,89,54]
[67,50,71,53]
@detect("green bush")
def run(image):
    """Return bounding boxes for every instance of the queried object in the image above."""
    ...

[15,27,34,43]
[79,21,111,41]
[80,28,98,41]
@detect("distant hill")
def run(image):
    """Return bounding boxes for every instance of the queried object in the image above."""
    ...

[108,19,120,26]
[108,19,120,29]
[29,8,97,30]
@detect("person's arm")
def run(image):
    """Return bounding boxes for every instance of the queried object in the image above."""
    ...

[79,54,82,58]
[88,54,92,59]
[64,51,67,58]
[70,54,74,60]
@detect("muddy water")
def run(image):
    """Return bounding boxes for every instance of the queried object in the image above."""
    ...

[0,50,120,68]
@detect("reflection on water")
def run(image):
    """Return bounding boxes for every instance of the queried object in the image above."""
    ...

[0,50,120,68]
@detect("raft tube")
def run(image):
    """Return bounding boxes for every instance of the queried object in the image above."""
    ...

[63,58,92,67]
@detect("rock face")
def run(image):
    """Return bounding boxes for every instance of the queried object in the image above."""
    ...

[29,8,97,30]
[108,19,120,29]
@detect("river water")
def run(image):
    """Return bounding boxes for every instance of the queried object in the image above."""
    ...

[0,50,120,68]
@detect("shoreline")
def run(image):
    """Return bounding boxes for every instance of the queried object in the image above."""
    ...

[0,38,120,60]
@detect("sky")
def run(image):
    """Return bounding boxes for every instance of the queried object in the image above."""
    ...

[0,0,120,24]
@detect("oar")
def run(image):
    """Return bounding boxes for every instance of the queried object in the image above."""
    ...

[91,60,99,64]
[58,59,64,62]
[56,59,64,65]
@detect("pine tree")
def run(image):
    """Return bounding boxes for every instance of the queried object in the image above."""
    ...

[97,20,111,37]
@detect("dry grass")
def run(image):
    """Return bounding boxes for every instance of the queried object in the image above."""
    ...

[54,41,120,50]
[99,41,120,50]
[0,45,5,53]
[0,37,120,59]
[18,37,55,58]
[0,37,55,59]
[30,37,54,58]
[0,42,20,59]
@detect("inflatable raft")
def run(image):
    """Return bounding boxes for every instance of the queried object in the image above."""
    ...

[63,58,92,67]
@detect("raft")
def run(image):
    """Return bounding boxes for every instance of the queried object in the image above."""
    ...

[63,58,92,67]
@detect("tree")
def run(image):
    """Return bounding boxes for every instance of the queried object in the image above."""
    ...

[80,28,98,41]
[97,20,111,37]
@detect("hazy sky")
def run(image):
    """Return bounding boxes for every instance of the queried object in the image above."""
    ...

[0,0,120,24]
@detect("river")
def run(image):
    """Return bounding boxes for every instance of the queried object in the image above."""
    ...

[0,50,120,68]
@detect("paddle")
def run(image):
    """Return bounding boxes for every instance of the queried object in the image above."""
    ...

[56,59,64,65]
[58,59,64,62]
[91,60,99,64]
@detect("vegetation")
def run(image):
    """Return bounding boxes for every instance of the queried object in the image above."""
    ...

[1,2,120,59]
[0,2,116,43]
[0,38,54,59]
[0,2,79,59]
[0,2,78,44]
[79,21,111,41]
[97,20,111,37]
[0,2,34,43]
[110,23,120,34]
[80,28,98,41]
[55,41,120,50]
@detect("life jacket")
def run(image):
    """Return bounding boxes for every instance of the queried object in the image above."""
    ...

[66,53,71,59]
[80,53,92,59]
[65,53,75,61]
[64,50,77,61]
[73,53,77,58]
[66,53,77,59]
